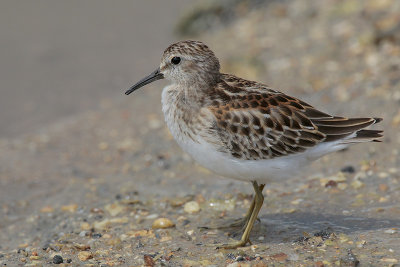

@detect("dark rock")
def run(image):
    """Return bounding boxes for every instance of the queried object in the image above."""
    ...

[314,227,333,240]
[53,255,63,264]
[341,165,355,173]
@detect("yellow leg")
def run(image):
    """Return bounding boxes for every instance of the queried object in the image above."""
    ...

[218,181,265,249]
[239,184,265,231]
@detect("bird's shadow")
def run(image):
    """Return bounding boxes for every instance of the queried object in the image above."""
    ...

[221,212,400,244]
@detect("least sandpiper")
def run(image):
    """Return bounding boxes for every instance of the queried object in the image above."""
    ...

[125,40,383,248]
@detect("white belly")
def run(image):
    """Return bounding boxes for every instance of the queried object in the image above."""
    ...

[176,136,307,183]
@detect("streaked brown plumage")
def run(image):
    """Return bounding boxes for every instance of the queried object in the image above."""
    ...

[204,73,382,160]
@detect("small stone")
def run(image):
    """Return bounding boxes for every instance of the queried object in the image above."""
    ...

[109,217,129,224]
[145,213,159,220]
[381,258,398,263]
[61,204,78,213]
[184,201,200,214]
[40,206,54,213]
[379,184,389,192]
[78,251,93,261]
[187,230,194,235]
[81,222,91,230]
[235,255,245,261]
[74,243,90,251]
[270,252,288,261]
[320,172,347,186]
[93,219,110,230]
[325,180,338,188]
[144,255,155,266]
[104,203,124,216]
[131,229,155,238]
[152,218,175,229]
[169,195,194,207]
[53,255,63,264]
[379,197,389,203]
[351,179,364,189]
[79,231,86,237]
[378,172,389,179]
[341,165,355,173]
[384,228,397,234]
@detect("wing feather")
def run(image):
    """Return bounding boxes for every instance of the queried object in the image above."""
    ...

[204,74,382,160]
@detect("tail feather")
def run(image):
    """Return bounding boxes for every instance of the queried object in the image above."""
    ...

[313,117,383,143]
[350,129,384,143]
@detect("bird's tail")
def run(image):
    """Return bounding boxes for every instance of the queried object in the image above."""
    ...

[312,117,383,144]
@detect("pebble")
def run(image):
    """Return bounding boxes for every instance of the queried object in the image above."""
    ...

[152,218,175,229]
[61,204,78,213]
[93,219,111,230]
[104,203,124,216]
[320,172,347,186]
[351,179,364,189]
[170,196,194,207]
[184,201,200,213]
[379,183,389,192]
[79,231,87,237]
[53,255,63,264]
[381,258,398,263]
[187,230,194,236]
[341,165,355,173]
[146,213,159,220]
[384,229,397,234]
[78,251,93,261]
[270,252,288,261]
[81,222,91,230]
[40,206,54,213]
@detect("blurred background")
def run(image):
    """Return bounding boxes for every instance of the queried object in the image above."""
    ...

[1,0,399,265]
[0,0,197,137]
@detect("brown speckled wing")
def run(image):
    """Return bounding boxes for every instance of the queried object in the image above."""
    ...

[206,75,382,160]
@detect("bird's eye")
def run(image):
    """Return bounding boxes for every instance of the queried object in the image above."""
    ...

[171,56,181,65]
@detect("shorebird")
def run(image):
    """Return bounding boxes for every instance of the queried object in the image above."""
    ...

[125,40,383,248]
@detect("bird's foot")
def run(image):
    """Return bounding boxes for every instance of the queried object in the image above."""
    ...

[214,238,252,249]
